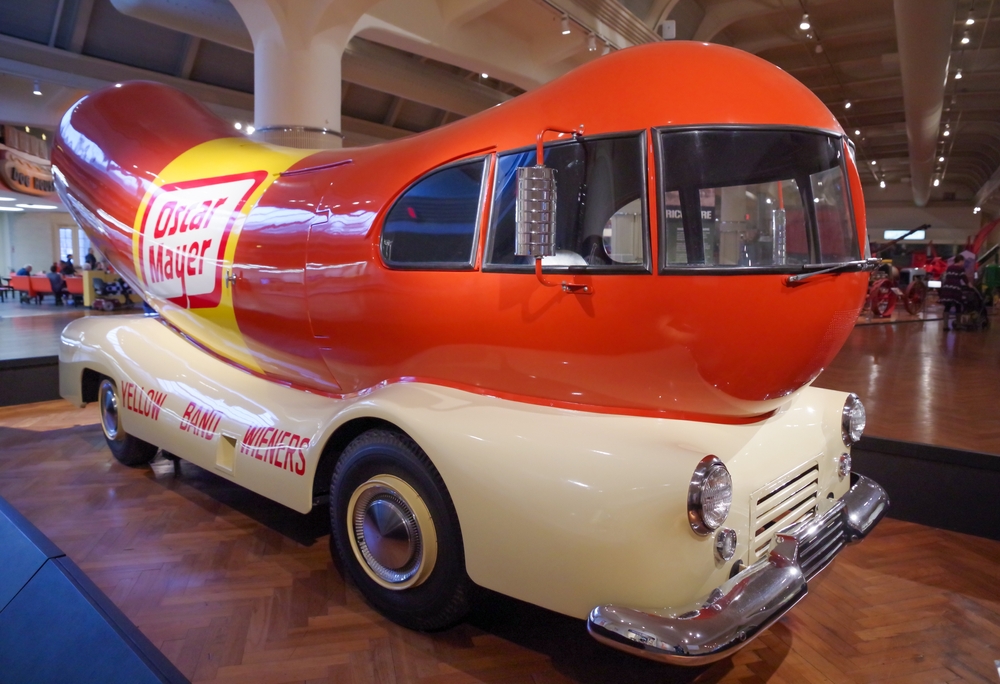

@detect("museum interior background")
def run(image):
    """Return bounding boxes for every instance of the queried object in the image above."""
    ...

[0,1,999,683]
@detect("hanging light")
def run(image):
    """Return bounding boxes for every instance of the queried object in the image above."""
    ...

[561,15,571,35]
[879,179,886,189]
[961,31,971,44]
[246,125,255,135]
[602,42,611,56]
[967,11,975,25]
[933,178,941,186]
[974,206,981,214]
[871,160,877,165]
[799,13,811,30]
[234,122,242,130]
[32,80,41,96]
[854,129,861,136]
[481,72,489,79]
[844,100,852,109]
[939,156,945,162]
[587,33,597,51]
[944,129,951,136]
[955,69,963,79]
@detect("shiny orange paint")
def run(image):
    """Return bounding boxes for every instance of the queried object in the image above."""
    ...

[52,42,868,421]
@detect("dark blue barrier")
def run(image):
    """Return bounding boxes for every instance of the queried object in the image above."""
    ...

[0,497,188,684]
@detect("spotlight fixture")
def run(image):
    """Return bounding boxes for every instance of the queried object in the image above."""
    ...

[602,42,611,56]
[939,156,945,162]
[481,72,489,78]
[974,206,981,214]
[844,101,852,109]
[955,69,963,79]
[967,11,975,25]
[41,133,46,141]
[961,31,971,45]
[879,179,886,189]
[246,125,255,135]
[944,129,951,136]
[854,129,861,136]
[24,126,29,133]
[561,15,570,35]
[115,83,122,88]
[32,80,41,96]
[234,122,242,130]
[799,13,811,30]
[587,33,597,52]
[871,160,877,165]
[933,178,941,187]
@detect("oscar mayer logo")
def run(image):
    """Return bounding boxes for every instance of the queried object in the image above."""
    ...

[138,171,267,308]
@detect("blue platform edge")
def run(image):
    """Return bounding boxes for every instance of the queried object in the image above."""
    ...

[0,495,189,684]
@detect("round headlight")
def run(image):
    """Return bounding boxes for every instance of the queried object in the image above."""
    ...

[688,456,733,535]
[842,393,866,445]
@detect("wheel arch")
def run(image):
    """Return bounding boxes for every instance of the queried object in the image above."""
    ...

[81,367,104,403]
[311,416,402,500]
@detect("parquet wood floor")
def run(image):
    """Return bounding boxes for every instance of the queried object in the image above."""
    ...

[814,314,1000,456]
[1,400,999,683]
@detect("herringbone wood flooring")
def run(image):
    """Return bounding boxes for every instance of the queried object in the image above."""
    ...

[814,316,1000,455]
[1,400,999,683]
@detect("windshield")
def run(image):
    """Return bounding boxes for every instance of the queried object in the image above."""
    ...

[657,128,858,270]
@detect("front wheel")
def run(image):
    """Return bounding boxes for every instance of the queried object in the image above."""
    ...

[329,429,469,631]
[98,378,158,467]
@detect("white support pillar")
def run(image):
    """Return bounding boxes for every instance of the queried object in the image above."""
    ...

[230,0,380,149]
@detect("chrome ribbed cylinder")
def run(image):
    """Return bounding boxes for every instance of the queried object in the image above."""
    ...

[515,166,557,257]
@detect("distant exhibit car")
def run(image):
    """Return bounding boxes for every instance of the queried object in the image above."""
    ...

[54,42,888,664]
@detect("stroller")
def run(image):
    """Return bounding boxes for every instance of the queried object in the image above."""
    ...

[92,277,135,311]
[943,286,990,330]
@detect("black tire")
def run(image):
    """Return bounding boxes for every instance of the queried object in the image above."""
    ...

[329,429,469,631]
[98,378,158,467]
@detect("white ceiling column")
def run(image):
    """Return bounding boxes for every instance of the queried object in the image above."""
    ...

[230,0,382,149]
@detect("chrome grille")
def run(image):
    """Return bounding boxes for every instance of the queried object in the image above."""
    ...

[795,506,847,580]
[750,461,819,562]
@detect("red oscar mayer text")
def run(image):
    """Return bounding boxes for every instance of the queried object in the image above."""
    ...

[146,199,223,284]
[179,401,223,440]
[240,427,308,476]
[121,381,166,420]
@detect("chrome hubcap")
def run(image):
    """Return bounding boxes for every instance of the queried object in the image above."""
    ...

[352,485,422,584]
[99,380,122,442]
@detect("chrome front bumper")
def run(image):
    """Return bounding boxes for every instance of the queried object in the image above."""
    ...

[588,473,889,665]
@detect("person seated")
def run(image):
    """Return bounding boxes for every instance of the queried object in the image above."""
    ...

[61,255,77,276]
[46,265,67,305]
[15,264,32,276]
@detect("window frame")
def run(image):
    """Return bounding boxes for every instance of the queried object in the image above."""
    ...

[482,130,652,275]
[653,124,860,276]
[379,154,491,271]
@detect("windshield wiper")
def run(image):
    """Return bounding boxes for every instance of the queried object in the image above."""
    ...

[785,258,880,286]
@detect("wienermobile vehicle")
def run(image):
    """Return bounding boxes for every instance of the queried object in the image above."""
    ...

[54,42,888,664]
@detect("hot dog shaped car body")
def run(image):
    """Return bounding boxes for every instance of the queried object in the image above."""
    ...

[55,42,888,664]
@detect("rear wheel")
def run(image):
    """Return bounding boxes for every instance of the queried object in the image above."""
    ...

[904,281,926,315]
[98,378,158,467]
[329,429,469,631]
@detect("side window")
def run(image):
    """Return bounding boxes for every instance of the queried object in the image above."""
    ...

[381,157,486,268]
[486,134,647,270]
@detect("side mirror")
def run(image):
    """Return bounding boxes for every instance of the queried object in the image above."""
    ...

[515,165,557,257]
[771,208,786,265]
